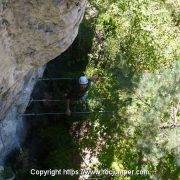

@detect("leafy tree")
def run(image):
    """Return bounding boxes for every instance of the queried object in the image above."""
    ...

[81,0,180,179]
[89,0,179,72]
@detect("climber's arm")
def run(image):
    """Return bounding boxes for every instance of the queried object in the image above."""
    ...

[65,98,71,116]
[64,86,74,116]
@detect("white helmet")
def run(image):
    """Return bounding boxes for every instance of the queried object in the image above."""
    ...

[79,76,88,85]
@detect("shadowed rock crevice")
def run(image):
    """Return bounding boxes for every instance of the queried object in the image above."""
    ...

[0,0,86,164]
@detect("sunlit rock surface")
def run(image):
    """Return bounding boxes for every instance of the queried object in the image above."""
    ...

[0,0,86,164]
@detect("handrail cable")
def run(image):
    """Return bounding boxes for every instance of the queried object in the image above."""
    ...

[19,111,113,116]
[37,77,74,81]
[0,98,110,102]
[37,77,107,81]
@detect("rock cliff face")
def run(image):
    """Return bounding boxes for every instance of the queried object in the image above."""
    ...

[0,0,86,164]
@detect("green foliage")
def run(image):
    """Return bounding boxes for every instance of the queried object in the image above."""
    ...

[89,0,179,72]
[156,152,179,179]
[82,0,180,179]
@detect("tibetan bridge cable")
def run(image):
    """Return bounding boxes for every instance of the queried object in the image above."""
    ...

[24,98,109,103]
[25,98,110,107]
[19,111,114,116]
[37,77,77,81]
[37,77,107,81]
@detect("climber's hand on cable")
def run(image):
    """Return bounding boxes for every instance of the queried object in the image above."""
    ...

[65,109,71,116]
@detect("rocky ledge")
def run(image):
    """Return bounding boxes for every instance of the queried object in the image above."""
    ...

[0,0,86,164]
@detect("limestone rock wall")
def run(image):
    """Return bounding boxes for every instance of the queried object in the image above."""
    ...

[0,0,86,164]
